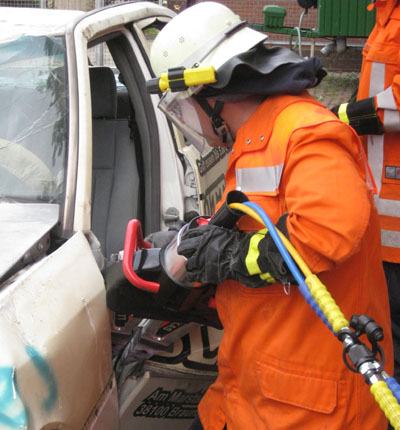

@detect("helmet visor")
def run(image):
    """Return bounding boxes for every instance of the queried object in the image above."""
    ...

[158,89,226,153]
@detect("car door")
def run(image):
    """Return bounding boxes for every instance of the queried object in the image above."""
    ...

[77,7,224,430]
[0,7,117,430]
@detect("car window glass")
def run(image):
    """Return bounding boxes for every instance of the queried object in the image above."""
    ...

[0,35,67,203]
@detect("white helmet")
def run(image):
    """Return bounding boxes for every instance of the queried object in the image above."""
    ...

[150,2,267,77]
[149,2,267,153]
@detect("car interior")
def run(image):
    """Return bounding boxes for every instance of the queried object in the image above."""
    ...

[89,65,141,260]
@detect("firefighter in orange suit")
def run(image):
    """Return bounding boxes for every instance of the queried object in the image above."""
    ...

[149,2,394,429]
[331,0,400,385]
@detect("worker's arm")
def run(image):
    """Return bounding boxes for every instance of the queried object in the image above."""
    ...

[331,74,400,135]
[330,97,383,135]
[178,118,372,285]
[281,120,372,273]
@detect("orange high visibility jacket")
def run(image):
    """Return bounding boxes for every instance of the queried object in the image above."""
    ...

[198,93,393,430]
[358,0,400,262]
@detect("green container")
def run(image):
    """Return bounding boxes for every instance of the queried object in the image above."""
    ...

[317,0,376,37]
[258,1,376,39]
[263,5,286,29]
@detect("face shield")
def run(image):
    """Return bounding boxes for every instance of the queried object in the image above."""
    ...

[158,87,235,153]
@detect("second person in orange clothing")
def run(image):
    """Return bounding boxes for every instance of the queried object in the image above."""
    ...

[330,0,400,388]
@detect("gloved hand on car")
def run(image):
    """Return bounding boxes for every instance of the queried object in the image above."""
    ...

[177,214,296,288]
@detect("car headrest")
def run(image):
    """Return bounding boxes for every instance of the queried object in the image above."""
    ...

[89,67,117,119]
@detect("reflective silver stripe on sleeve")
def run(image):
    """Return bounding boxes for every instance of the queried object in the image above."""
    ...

[383,109,400,131]
[376,86,397,109]
[376,85,400,131]
[373,67,400,131]
[236,164,284,192]
[369,62,385,97]
[382,229,400,248]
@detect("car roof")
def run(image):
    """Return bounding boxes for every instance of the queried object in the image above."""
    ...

[0,2,175,44]
[0,7,84,42]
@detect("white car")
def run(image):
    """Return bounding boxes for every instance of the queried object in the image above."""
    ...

[0,3,227,429]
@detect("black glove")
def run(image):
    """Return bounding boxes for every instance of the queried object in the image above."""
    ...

[145,221,185,249]
[330,97,383,135]
[177,214,296,288]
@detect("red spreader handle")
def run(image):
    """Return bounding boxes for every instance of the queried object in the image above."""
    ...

[122,219,160,293]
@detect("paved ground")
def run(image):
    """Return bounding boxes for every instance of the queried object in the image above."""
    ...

[308,71,360,108]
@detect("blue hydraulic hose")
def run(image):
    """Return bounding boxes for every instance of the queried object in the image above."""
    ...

[243,201,334,332]
[387,377,400,403]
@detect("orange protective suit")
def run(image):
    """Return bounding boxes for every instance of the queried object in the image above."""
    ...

[198,93,393,430]
[358,0,400,262]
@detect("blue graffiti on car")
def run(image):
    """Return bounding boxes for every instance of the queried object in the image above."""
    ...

[25,345,58,412]
[0,366,28,430]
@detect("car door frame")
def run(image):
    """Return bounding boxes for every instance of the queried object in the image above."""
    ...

[62,3,178,240]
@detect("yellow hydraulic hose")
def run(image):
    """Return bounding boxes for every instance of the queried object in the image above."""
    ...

[371,381,400,428]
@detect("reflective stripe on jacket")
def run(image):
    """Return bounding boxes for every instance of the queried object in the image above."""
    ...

[359,0,400,262]
[198,93,393,430]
